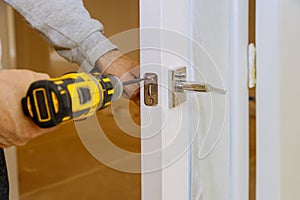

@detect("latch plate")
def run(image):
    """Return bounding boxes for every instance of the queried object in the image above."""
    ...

[168,67,187,108]
[144,73,158,106]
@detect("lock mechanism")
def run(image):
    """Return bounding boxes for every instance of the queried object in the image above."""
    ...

[143,67,226,108]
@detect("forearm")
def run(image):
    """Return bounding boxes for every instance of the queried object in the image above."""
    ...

[4,0,141,104]
[4,0,117,72]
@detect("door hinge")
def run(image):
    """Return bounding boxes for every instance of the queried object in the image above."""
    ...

[248,43,256,88]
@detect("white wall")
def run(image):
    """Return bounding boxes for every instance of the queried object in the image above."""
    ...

[257,0,300,199]
[279,0,300,199]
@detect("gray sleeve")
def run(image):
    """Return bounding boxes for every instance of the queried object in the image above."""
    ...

[3,0,117,72]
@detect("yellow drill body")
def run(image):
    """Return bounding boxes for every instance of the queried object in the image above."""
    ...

[22,72,122,128]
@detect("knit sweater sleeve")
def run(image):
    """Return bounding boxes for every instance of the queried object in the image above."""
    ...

[4,0,117,72]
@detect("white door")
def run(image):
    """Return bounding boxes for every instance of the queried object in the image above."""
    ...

[140,0,249,200]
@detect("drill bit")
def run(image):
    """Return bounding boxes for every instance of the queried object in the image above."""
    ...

[122,76,153,86]
[122,78,147,86]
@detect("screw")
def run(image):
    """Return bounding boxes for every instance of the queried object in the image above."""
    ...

[148,98,155,105]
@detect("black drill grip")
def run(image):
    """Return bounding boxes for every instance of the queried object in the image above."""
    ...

[22,80,72,128]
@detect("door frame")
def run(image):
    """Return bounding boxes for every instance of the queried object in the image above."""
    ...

[230,0,250,199]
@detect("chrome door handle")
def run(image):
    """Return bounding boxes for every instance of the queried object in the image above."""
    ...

[169,66,226,108]
[175,81,226,95]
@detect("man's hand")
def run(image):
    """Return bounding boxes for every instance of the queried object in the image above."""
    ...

[0,69,54,148]
[96,50,140,105]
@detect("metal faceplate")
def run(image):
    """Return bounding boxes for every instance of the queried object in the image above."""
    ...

[144,73,158,106]
[168,67,187,108]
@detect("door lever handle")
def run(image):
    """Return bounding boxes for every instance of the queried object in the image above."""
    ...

[169,66,227,108]
[175,81,227,95]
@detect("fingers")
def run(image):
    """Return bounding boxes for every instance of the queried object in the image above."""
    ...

[32,71,50,80]
[0,69,53,148]
[0,144,11,149]
[119,66,141,106]
[129,88,140,106]
[96,51,141,106]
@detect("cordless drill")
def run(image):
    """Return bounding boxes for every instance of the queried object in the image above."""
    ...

[21,72,128,128]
